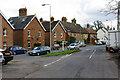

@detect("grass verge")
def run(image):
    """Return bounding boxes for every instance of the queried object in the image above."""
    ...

[41,49,80,57]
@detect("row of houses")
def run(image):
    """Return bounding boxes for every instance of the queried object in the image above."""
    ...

[0,8,98,50]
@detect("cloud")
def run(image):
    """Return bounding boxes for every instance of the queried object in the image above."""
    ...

[0,0,117,28]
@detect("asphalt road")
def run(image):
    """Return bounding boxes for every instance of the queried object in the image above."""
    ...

[2,45,120,79]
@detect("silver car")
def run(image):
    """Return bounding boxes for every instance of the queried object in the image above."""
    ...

[67,43,79,50]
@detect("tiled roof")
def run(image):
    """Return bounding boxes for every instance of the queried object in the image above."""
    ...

[60,21,89,34]
[8,15,35,30]
[86,28,97,34]
[42,21,59,32]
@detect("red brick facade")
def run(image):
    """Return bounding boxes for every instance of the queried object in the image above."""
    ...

[45,22,66,46]
[0,14,13,49]
[14,17,45,50]
[52,23,66,44]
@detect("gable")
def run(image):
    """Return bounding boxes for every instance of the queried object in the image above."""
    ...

[0,11,14,29]
[52,21,66,33]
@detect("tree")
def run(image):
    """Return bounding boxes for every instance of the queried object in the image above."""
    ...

[102,0,118,15]
[93,20,105,31]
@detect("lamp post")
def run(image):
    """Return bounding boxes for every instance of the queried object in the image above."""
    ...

[42,4,52,53]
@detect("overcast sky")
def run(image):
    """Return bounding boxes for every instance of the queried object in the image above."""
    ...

[0,0,118,29]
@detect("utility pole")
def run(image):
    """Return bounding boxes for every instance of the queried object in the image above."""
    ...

[117,1,120,30]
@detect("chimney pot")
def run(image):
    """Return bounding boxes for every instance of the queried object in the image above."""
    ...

[62,17,67,22]
[19,8,27,16]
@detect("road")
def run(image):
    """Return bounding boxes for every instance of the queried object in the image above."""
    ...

[2,45,120,80]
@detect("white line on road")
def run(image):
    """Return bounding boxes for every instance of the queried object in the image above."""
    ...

[89,50,96,59]
[44,54,72,67]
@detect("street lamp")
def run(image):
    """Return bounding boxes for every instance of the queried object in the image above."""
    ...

[42,4,52,53]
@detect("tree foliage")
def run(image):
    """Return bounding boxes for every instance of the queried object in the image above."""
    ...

[69,36,76,44]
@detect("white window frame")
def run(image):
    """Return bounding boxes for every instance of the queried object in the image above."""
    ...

[3,42,7,49]
[54,40,57,44]
[54,32,56,38]
[61,32,63,38]
[75,33,77,37]
[72,33,74,37]
[28,40,31,48]
[39,31,41,37]
[3,28,7,37]
[28,30,31,37]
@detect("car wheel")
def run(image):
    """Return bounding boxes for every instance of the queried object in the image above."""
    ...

[37,53,40,56]
[13,52,16,55]
[24,51,27,54]
[2,60,8,65]
[47,51,50,54]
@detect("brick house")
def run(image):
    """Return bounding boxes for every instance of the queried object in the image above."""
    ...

[60,17,89,43]
[0,10,14,49]
[41,17,66,46]
[8,8,46,50]
[86,24,97,44]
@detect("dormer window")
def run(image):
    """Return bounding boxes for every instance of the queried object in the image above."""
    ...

[3,28,7,37]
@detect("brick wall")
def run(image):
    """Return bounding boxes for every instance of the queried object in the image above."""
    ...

[13,30,23,47]
[0,15,2,49]
[52,23,66,44]
[23,17,45,50]
[2,15,13,49]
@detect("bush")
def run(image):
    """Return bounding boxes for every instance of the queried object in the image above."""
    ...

[34,43,41,47]
[69,36,76,44]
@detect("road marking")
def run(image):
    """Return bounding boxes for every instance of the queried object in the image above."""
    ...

[89,50,96,59]
[44,54,72,67]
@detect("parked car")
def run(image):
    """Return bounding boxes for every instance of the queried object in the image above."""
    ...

[95,41,103,45]
[28,46,50,56]
[0,49,13,65]
[77,42,86,47]
[67,43,79,50]
[0,49,4,64]
[52,44,60,50]
[5,46,27,55]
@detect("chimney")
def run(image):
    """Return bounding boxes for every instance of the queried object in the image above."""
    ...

[72,18,76,24]
[107,26,109,30]
[113,27,115,30]
[19,8,27,16]
[40,18,43,22]
[51,16,54,22]
[62,17,67,22]
[87,24,90,28]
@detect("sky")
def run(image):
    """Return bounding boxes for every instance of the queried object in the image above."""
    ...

[0,0,118,29]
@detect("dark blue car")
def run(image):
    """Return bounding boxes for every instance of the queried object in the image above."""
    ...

[6,46,27,55]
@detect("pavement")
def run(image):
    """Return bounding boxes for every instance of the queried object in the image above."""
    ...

[1,45,120,80]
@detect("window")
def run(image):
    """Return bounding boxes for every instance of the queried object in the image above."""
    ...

[54,40,57,44]
[28,40,31,48]
[75,33,77,37]
[68,32,70,35]
[39,31,41,37]
[85,34,87,38]
[72,33,74,37]
[61,32,63,38]
[54,32,56,38]
[39,41,41,44]
[3,42,7,49]
[28,30,31,37]
[3,28,7,36]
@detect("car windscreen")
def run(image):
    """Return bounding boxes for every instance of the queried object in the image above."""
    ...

[34,47,40,50]
[70,44,75,46]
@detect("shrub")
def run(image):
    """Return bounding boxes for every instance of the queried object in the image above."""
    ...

[69,36,76,44]
[34,43,41,47]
